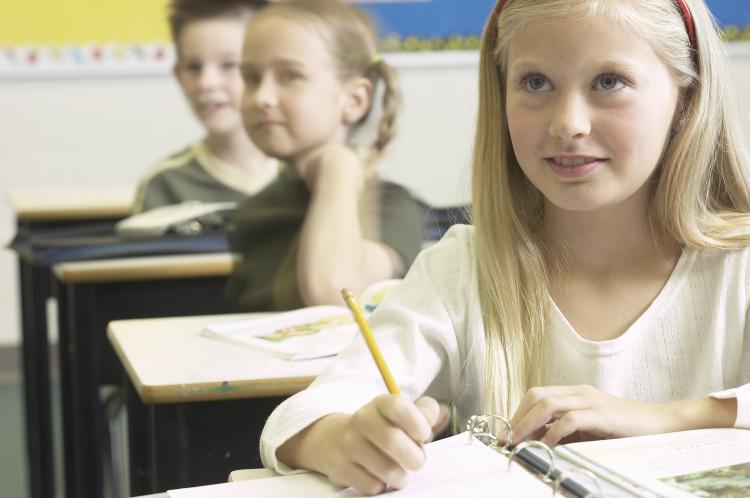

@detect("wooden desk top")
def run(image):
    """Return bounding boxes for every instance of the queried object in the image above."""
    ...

[7,186,134,222]
[108,313,331,404]
[53,252,237,284]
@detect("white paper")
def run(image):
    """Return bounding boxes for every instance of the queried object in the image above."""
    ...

[168,433,553,498]
[203,306,357,360]
[201,280,403,361]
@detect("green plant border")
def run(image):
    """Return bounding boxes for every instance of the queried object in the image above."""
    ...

[721,25,750,42]
[381,34,482,52]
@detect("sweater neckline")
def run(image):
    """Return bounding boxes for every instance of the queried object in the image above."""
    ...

[194,141,281,195]
[549,247,693,355]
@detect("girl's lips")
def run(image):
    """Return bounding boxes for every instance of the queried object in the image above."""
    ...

[254,120,283,131]
[544,157,606,178]
[198,102,228,115]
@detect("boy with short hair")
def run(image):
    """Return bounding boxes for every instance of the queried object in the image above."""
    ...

[133,0,277,212]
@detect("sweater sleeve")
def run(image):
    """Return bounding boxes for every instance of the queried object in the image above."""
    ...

[259,226,474,473]
[710,280,750,429]
[709,384,750,429]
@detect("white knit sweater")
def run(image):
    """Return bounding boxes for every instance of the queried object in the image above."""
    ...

[260,225,750,472]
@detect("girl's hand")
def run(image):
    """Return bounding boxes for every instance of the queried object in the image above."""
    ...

[510,385,691,446]
[294,144,364,192]
[319,395,449,495]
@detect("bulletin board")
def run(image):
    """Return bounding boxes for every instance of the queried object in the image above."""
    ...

[2,0,749,79]
[0,0,173,79]
[357,0,750,49]
[705,0,750,40]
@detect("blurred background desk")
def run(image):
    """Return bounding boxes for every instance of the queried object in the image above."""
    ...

[7,186,133,498]
[107,313,330,496]
[53,253,238,498]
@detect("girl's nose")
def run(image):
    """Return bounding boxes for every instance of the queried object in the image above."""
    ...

[253,76,277,108]
[548,93,591,140]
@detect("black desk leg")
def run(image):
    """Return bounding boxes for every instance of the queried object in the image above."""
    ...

[126,379,156,496]
[129,396,286,493]
[19,260,54,498]
[58,283,104,498]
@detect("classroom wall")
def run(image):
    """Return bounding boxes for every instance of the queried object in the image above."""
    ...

[1,45,750,347]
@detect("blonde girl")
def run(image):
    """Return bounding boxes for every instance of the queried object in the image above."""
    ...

[260,0,750,495]
[226,0,424,310]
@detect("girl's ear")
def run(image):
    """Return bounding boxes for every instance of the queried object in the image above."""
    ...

[341,76,374,125]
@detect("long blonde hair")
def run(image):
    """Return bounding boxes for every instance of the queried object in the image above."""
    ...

[251,0,400,159]
[473,0,750,418]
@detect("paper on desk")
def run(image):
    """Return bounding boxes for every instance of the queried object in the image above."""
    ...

[202,305,358,361]
[168,433,552,498]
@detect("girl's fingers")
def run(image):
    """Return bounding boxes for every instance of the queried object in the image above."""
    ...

[512,385,590,427]
[413,396,440,427]
[328,460,387,496]
[540,409,604,446]
[413,397,451,443]
[512,393,596,443]
[377,395,434,444]
[363,424,426,472]
[431,403,451,439]
[349,437,410,490]
[352,400,426,471]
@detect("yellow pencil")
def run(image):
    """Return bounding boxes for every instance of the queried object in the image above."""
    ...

[341,288,400,395]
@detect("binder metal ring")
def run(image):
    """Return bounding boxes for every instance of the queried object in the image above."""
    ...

[555,468,604,498]
[507,440,557,483]
[467,414,513,451]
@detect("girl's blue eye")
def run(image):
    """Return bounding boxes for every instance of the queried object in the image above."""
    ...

[594,74,625,92]
[520,73,551,92]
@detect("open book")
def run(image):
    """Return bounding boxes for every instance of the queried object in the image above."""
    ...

[555,428,750,498]
[202,279,402,361]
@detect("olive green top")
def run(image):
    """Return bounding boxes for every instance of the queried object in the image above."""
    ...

[225,175,426,311]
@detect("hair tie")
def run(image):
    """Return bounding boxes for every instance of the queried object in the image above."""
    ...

[496,0,697,54]
[371,53,383,66]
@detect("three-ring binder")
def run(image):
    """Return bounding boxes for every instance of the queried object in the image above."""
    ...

[467,414,603,498]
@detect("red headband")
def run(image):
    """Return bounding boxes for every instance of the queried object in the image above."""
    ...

[496,0,697,53]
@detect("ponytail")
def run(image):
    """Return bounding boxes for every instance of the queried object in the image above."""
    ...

[365,59,401,157]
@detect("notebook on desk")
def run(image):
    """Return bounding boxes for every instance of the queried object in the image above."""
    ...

[167,431,562,498]
[164,417,750,498]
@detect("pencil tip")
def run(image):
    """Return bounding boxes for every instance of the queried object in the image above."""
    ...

[341,288,353,299]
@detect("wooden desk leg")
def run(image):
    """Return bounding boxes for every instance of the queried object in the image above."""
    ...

[18,260,54,498]
[58,282,105,498]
